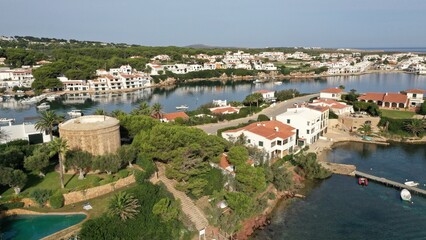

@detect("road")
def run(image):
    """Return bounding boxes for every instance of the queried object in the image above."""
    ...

[196,93,319,135]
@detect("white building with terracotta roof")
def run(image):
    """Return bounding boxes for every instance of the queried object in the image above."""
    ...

[403,89,425,107]
[222,120,296,159]
[276,105,329,145]
[161,112,189,123]
[358,92,411,109]
[319,87,343,100]
[310,99,353,115]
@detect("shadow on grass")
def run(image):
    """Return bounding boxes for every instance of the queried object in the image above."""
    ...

[64,174,77,188]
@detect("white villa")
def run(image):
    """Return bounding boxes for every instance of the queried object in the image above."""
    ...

[319,88,343,100]
[310,99,354,115]
[0,123,51,144]
[222,120,296,159]
[276,105,329,145]
[255,90,276,101]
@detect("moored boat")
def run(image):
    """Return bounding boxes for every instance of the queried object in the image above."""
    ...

[36,102,50,110]
[404,181,419,187]
[68,109,83,118]
[400,189,412,201]
[176,105,188,110]
[358,177,368,186]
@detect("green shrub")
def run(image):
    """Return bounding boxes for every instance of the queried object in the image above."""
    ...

[30,189,52,206]
[0,202,24,211]
[49,193,64,209]
[136,153,156,178]
[99,175,114,185]
[134,170,151,183]
[91,176,101,187]
[267,192,276,200]
[257,114,270,122]
[117,169,129,179]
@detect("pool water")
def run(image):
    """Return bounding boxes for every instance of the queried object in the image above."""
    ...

[0,214,86,240]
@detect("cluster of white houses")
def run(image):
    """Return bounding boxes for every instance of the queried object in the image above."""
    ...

[59,65,151,92]
[0,68,35,88]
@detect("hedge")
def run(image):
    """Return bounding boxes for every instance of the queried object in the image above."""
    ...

[49,193,64,209]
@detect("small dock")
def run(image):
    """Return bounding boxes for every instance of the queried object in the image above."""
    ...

[355,171,426,196]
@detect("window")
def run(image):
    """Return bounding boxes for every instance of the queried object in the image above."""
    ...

[247,139,251,143]
[277,140,282,145]
[287,119,290,124]
[413,94,417,98]
[307,121,310,126]
[271,141,276,147]
[259,141,263,147]
[307,130,310,134]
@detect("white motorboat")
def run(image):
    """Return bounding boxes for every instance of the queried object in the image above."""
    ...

[404,181,419,187]
[46,94,60,101]
[400,189,412,202]
[0,118,15,123]
[36,102,50,110]
[253,79,263,84]
[68,109,83,118]
[176,105,188,110]
[274,81,283,85]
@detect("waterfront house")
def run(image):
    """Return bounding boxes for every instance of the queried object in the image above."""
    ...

[255,90,276,101]
[209,106,240,115]
[357,92,412,109]
[0,123,51,144]
[160,112,189,123]
[403,89,425,107]
[319,87,343,100]
[310,99,354,115]
[222,120,296,159]
[276,105,329,146]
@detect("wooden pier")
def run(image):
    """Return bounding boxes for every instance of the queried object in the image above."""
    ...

[355,171,426,196]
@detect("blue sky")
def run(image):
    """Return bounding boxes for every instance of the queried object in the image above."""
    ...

[2,0,426,48]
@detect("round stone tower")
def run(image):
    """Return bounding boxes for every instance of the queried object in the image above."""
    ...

[59,115,121,156]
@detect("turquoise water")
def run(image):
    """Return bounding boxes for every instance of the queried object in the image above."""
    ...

[0,214,86,240]
[254,143,426,240]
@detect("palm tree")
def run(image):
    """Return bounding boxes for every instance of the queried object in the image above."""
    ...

[108,191,140,221]
[49,138,68,189]
[404,119,425,137]
[131,101,151,115]
[35,110,63,142]
[151,103,163,119]
[0,129,8,143]
[111,109,125,118]
[358,124,372,138]
[93,109,107,115]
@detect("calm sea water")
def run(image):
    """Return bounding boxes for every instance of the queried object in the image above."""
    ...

[1,72,426,123]
[253,142,426,240]
[0,214,86,240]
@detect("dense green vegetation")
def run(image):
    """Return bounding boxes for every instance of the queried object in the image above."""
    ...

[80,183,191,240]
[380,109,415,119]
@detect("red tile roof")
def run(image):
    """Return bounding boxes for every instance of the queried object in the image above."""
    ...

[210,106,239,114]
[383,93,408,104]
[311,99,349,109]
[405,89,425,94]
[358,93,385,102]
[307,105,329,112]
[162,112,189,121]
[224,121,295,140]
[219,154,232,170]
[320,88,343,93]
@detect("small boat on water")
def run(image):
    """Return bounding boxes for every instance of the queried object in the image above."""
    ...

[400,189,412,201]
[358,177,368,186]
[46,94,60,101]
[68,109,83,118]
[36,102,50,110]
[176,105,188,110]
[274,81,283,85]
[253,79,263,84]
[404,181,419,187]
[0,118,15,123]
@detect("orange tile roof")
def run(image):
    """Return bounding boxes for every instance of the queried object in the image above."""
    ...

[307,105,329,112]
[219,154,232,170]
[224,120,295,140]
[311,99,349,109]
[405,89,425,94]
[162,112,189,121]
[383,93,408,104]
[358,93,385,102]
[320,88,343,93]
[210,107,239,114]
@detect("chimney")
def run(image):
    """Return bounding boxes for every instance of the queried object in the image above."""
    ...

[385,92,388,96]
[274,127,279,132]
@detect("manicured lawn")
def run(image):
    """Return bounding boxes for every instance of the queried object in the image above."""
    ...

[0,169,131,198]
[381,109,416,119]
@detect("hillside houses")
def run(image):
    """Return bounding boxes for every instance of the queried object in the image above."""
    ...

[0,68,34,88]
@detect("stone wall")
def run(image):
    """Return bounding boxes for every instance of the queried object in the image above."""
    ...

[59,123,121,156]
[63,175,135,206]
